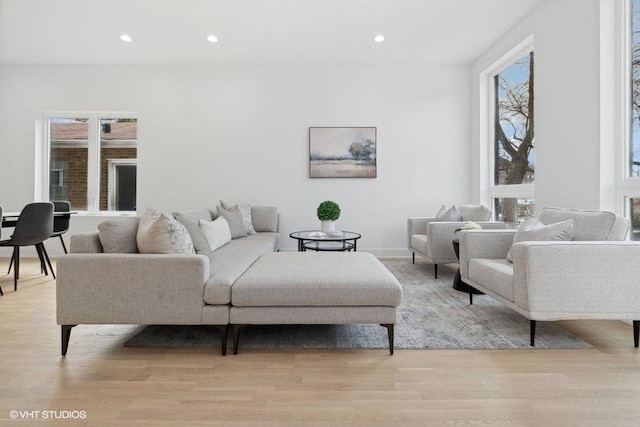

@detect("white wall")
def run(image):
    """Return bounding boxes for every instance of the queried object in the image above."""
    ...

[470,0,604,212]
[0,64,470,257]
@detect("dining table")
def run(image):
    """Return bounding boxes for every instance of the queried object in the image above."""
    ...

[1,210,78,228]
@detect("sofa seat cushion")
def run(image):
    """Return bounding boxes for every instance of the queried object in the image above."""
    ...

[231,252,402,307]
[410,234,428,254]
[468,258,514,302]
[203,233,279,305]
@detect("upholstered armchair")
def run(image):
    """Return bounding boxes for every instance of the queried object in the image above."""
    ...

[407,204,506,278]
[459,207,640,347]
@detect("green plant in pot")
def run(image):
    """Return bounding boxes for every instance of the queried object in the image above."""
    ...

[317,200,341,233]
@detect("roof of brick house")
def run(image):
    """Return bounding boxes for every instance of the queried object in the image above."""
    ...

[51,122,137,141]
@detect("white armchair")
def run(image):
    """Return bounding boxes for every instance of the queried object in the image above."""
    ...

[459,207,640,347]
[407,204,506,278]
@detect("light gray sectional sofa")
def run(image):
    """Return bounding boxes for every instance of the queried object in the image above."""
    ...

[57,207,280,356]
[459,207,640,347]
[57,206,403,355]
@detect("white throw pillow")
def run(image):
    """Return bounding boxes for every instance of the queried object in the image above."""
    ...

[506,217,574,262]
[136,207,195,254]
[199,217,232,251]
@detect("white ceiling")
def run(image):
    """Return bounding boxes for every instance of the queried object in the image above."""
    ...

[0,0,543,65]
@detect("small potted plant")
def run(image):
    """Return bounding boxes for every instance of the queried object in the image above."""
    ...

[317,200,341,233]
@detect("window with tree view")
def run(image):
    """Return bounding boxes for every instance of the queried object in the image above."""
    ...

[492,50,534,223]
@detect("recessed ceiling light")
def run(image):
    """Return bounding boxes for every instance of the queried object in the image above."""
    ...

[207,34,218,43]
[373,34,385,43]
[120,34,133,43]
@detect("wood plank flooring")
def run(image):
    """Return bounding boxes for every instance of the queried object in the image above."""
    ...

[0,259,639,426]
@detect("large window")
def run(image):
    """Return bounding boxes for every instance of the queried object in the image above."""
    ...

[632,0,640,176]
[484,39,535,224]
[44,114,137,212]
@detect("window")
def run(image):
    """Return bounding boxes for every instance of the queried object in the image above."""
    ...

[632,0,640,177]
[482,38,535,224]
[43,114,137,212]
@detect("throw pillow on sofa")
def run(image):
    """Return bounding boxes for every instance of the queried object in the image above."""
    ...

[220,200,257,235]
[506,217,574,262]
[217,206,248,239]
[137,207,195,254]
[98,217,140,253]
[435,205,462,221]
[173,209,213,254]
[199,216,232,251]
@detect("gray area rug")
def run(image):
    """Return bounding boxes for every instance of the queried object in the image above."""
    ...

[124,260,592,350]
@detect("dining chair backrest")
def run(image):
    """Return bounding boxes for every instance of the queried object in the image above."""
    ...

[10,202,54,246]
[52,201,71,234]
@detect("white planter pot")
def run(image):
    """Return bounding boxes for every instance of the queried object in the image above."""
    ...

[320,220,336,233]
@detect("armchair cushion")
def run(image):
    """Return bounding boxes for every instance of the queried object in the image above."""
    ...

[506,217,574,262]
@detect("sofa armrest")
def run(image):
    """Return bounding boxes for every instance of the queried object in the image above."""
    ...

[510,241,640,318]
[70,232,103,253]
[407,217,436,249]
[459,229,516,279]
[57,253,210,325]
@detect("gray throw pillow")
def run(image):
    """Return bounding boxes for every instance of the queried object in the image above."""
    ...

[435,205,462,222]
[217,206,248,239]
[434,205,447,218]
[220,200,257,235]
[173,209,213,254]
[98,217,140,253]
[506,217,574,262]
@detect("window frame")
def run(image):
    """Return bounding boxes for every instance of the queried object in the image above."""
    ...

[40,111,137,214]
[479,35,535,217]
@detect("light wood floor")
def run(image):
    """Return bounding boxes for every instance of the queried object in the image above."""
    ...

[0,259,639,426]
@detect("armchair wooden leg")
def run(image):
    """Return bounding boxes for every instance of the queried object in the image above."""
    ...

[530,320,536,347]
[634,320,639,348]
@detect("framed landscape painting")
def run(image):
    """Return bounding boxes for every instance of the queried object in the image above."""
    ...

[309,127,377,178]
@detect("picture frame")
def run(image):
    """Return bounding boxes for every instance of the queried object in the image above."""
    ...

[309,127,377,178]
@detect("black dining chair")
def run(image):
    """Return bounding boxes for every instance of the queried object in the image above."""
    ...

[0,202,55,295]
[51,201,71,254]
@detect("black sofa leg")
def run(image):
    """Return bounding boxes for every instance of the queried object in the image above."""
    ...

[380,324,395,355]
[469,288,473,305]
[232,324,247,355]
[412,252,415,264]
[61,325,76,356]
[434,264,438,279]
[530,320,536,347]
[634,320,639,348]
[216,325,228,356]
